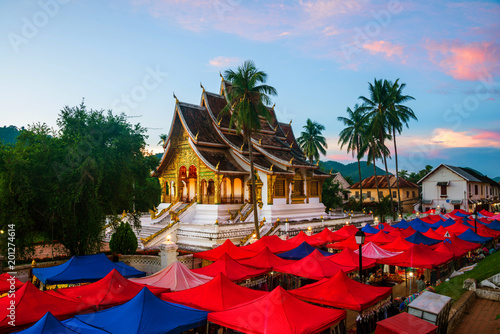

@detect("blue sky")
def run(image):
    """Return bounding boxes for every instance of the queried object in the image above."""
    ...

[1,0,499,177]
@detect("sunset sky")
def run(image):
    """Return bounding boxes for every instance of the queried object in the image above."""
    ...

[1,0,499,177]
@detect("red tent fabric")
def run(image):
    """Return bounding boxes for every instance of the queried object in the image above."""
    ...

[365,230,396,245]
[381,235,415,252]
[387,226,417,239]
[447,234,480,251]
[327,235,360,250]
[290,270,392,311]
[129,261,212,291]
[421,209,435,214]
[434,225,448,236]
[378,244,453,269]
[488,213,500,220]
[161,273,267,311]
[237,247,294,270]
[423,228,445,241]
[275,249,355,280]
[287,231,325,247]
[0,282,93,333]
[479,209,494,217]
[329,248,377,270]
[476,224,500,238]
[330,224,359,242]
[433,242,468,259]
[0,273,23,295]
[191,253,268,281]
[314,227,337,243]
[241,235,296,254]
[375,312,437,334]
[377,223,397,232]
[208,286,346,334]
[426,215,443,222]
[445,222,469,234]
[353,242,402,259]
[193,239,257,261]
[49,269,168,310]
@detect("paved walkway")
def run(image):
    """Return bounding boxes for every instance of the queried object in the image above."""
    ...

[454,298,500,334]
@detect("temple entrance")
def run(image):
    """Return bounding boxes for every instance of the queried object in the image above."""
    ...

[178,166,198,203]
[200,179,215,204]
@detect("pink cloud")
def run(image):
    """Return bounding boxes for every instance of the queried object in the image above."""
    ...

[208,56,241,68]
[472,130,500,142]
[426,40,500,81]
[431,128,500,148]
[326,154,356,162]
[362,40,404,59]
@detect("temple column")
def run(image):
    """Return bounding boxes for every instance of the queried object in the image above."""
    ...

[230,177,234,203]
[215,174,221,204]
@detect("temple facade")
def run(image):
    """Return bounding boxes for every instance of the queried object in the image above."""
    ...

[151,78,331,228]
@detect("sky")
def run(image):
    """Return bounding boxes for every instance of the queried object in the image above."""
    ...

[1,0,499,177]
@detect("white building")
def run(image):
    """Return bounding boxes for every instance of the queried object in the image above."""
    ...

[418,164,500,213]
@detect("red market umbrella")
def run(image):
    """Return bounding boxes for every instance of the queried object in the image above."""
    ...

[241,235,296,254]
[287,231,325,247]
[378,244,453,269]
[329,248,377,270]
[237,247,295,271]
[192,253,268,282]
[193,239,257,261]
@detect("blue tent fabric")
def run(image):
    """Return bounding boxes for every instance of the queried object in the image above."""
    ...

[427,218,455,230]
[392,220,410,229]
[405,231,441,246]
[361,224,380,234]
[18,312,108,334]
[453,211,470,217]
[33,253,145,285]
[457,229,493,244]
[408,218,431,233]
[66,288,208,334]
[278,242,332,260]
[485,220,500,231]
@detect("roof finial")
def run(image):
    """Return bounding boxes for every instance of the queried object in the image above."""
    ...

[218,118,222,126]
[289,142,293,148]
[259,137,262,145]
[316,160,319,166]
[216,161,220,170]
[173,92,179,104]
[289,157,294,164]
[240,143,244,151]
[289,119,292,126]
[272,103,275,109]
[274,125,278,131]
[200,82,205,92]
[329,168,333,175]
[270,164,274,171]
[195,131,199,140]
[219,72,224,81]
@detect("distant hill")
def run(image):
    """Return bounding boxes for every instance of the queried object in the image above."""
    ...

[0,126,21,145]
[493,176,500,183]
[319,160,389,184]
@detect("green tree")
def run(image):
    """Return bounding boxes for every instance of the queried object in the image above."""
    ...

[220,60,277,239]
[158,133,167,146]
[386,79,416,215]
[399,169,409,179]
[338,104,367,210]
[321,179,343,212]
[297,119,327,164]
[109,222,138,255]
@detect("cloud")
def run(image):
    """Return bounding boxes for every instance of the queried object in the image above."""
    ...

[362,40,404,59]
[426,40,500,80]
[208,56,241,68]
[430,128,500,148]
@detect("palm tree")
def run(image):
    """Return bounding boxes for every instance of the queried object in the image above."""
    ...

[337,104,367,210]
[298,119,328,164]
[359,79,396,219]
[362,134,389,207]
[158,134,167,146]
[220,60,277,239]
[386,79,416,215]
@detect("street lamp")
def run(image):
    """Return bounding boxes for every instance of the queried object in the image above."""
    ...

[472,211,478,234]
[355,230,366,283]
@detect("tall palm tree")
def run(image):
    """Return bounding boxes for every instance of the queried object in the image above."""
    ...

[362,134,389,207]
[386,79,416,215]
[220,60,277,239]
[298,119,328,164]
[337,104,367,210]
[359,79,396,219]
[158,134,167,146]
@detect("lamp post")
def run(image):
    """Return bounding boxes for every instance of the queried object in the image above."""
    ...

[472,211,478,234]
[355,230,366,283]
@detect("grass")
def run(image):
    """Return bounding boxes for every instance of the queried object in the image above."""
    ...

[434,250,500,301]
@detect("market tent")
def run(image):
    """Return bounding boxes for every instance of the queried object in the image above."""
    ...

[191,253,268,281]
[488,213,500,220]
[426,215,444,222]
[17,312,107,334]
[277,241,332,260]
[475,224,500,238]
[327,234,360,250]
[405,231,441,246]
[275,249,355,280]
[457,229,493,244]
[314,227,338,243]
[49,269,168,310]
[193,239,257,261]
[353,242,402,259]
[392,219,410,229]
[483,220,500,231]
[434,225,448,236]
[329,248,377,270]
[433,242,468,259]
[161,273,267,311]
[408,218,431,233]
[365,230,396,245]
[287,231,325,247]
[381,235,415,252]
[330,224,359,242]
[444,222,469,235]
[208,287,346,334]
[237,247,294,270]
[375,312,438,334]
[0,273,23,295]
[289,270,392,311]
[427,219,455,230]
[32,253,145,285]
[422,228,445,241]
[241,235,296,254]
[479,209,494,217]
[361,224,380,234]
[446,234,480,251]
[421,209,435,214]
[387,226,417,239]
[0,282,93,333]
[68,288,208,334]
[378,244,453,269]
[129,261,212,291]
[377,223,396,232]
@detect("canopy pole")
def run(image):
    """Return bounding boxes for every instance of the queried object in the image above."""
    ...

[206,321,210,334]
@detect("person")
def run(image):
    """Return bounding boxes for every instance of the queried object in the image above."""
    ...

[417,275,426,292]
[398,297,407,312]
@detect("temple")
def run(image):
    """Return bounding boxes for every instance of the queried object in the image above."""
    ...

[146,77,332,250]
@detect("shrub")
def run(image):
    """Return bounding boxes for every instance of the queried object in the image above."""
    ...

[109,222,138,255]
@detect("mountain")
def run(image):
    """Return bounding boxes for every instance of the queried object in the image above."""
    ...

[319,160,389,184]
[0,126,21,145]
[493,176,500,183]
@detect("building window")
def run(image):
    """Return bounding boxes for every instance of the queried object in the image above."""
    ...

[274,179,285,197]
[481,185,483,195]
[207,180,215,196]
[454,204,461,210]
[475,185,478,195]
[440,185,447,196]
[412,191,416,197]
[392,191,397,198]
[406,191,410,198]
[490,188,493,196]
[469,184,471,193]
[379,191,383,199]
[355,191,359,199]
[294,180,304,196]
[310,181,319,197]
[367,191,371,198]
